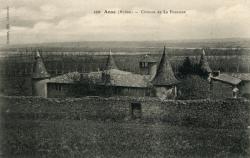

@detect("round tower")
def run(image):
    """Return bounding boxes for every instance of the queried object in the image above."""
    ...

[151,46,179,100]
[31,51,50,97]
[139,54,157,78]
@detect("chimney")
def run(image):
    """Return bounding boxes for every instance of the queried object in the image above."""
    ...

[212,70,220,77]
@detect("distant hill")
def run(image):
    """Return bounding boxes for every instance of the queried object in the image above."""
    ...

[1,38,250,52]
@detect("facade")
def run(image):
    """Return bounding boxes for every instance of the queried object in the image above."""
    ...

[100,50,151,97]
[32,47,179,99]
[210,72,241,98]
[231,73,250,98]
[31,48,250,99]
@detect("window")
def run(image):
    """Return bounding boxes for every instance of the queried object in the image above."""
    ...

[54,84,62,91]
[140,62,149,68]
[131,102,142,119]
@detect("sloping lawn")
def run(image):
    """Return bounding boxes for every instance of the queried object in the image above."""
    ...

[1,119,249,158]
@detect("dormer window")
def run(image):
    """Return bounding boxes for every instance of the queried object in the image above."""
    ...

[140,62,149,68]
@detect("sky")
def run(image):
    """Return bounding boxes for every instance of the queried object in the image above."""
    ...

[0,0,250,44]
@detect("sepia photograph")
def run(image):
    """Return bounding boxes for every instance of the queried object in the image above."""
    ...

[0,0,250,157]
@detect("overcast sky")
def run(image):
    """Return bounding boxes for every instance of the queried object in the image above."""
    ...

[0,0,250,44]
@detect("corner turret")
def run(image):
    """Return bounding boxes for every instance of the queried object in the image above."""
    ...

[151,46,179,99]
[32,51,50,79]
[31,50,50,97]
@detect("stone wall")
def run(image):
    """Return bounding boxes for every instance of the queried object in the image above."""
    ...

[1,96,249,129]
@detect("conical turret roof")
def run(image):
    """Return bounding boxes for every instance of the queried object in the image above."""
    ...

[199,49,212,73]
[105,49,118,70]
[152,46,179,86]
[32,51,50,79]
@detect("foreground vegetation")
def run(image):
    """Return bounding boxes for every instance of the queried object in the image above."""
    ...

[0,96,249,157]
[1,119,249,158]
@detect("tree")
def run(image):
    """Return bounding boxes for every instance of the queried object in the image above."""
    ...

[13,77,29,95]
[179,57,194,77]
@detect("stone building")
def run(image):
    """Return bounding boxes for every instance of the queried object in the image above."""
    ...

[194,50,242,98]
[197,50,242,99]
[230,73,250,98]
[201,50,250,99]
[177,50,244,99]
[31,47,179,99]
[210,71,241,98]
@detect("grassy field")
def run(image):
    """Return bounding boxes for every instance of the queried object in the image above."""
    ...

[1,119,249,158]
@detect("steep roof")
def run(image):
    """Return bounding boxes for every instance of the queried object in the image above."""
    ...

[151,46,179,86]
[199,50,212,73]
[102,69,150,88]
[105,50,118,70]
[101,50,149,87]
[32,51,50,79]
[211,73,241,86]
[81,71,103,84]
[103,69,132,75]
[140,54,157,63]
[46,69,150,88]
[47,71,104,84]
[48,72,81,83]
[230,73,250,81]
